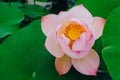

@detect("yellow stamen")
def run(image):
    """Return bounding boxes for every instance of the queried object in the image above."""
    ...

[64,22,86,40]
[64,22,86,49]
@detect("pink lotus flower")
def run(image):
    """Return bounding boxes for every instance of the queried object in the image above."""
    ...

[41,5,105,76]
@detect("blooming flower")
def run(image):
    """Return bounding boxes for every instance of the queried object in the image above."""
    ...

[41,5,105,76]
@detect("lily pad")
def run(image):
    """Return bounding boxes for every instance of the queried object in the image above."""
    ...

[103,7,120,47]
[0,5,24,38]
[0,19,45,80]
[102,6,120,80]
[21,5,49,18]
[102,45,120,80]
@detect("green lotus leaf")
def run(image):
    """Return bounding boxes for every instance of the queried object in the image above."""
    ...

[102,6,120,80]
[0,5,24,38]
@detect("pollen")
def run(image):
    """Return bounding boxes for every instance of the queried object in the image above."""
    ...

[64,22,86,41]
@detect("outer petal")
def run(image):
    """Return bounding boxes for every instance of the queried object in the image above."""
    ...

[55,55,72,75]
[92,17,106,39]
[72,49,100,76]
[41,14,58,36]
[57,35,89,59]
[45,32,64,57]
[68,5,93,24]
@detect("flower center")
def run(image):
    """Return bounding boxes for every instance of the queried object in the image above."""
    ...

[63,22,86,49]
[64,22,86,41]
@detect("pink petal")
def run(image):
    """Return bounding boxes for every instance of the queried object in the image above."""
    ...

[72,33,95,51]
[72,49,100,76]
[68,5,93,24]
[41,14,58,36]
[92,17,106,39]
[57,35,89,59]
[57,11,70,24]
[55,55,72,75]
[45,32,64,57]
[72,33,86,51]
[85,35,95,50]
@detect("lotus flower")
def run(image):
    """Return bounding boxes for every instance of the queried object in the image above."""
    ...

[41,5,105,76]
